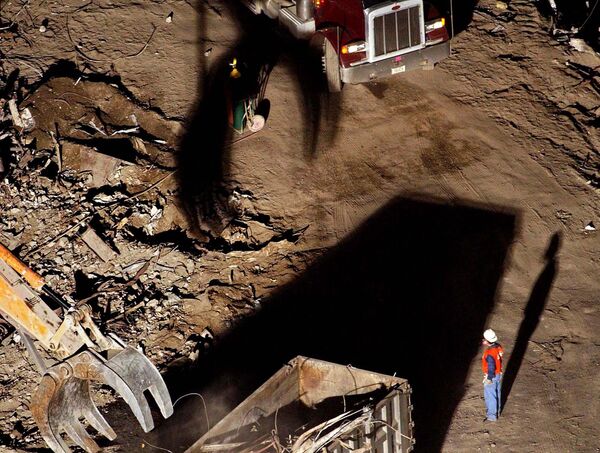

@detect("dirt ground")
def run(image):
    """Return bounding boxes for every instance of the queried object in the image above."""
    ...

[0,0,598,452]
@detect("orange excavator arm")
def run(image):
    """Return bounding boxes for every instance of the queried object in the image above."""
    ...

[0,244,173,453]
[0,243,45,290]
[0,276,52,342]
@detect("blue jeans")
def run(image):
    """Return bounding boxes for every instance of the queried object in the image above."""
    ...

[484,374,502,420]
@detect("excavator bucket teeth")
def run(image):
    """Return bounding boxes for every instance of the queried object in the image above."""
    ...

[30,349,173,452]
[31,373,72,453]
[32,371,109,453]
[104,347,174,422]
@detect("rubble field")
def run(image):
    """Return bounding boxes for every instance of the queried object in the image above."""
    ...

[0,0,599,452]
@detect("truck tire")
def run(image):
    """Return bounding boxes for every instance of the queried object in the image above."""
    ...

[322,37,342,93]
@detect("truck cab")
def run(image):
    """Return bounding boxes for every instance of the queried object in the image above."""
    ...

[242,0,450,91]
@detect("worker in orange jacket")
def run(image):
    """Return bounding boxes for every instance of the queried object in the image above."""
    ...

[482,329,504,421]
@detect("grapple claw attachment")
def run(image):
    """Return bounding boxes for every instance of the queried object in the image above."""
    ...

[104,347,175,425]
[31,348,173,453]
[0,244,174,452]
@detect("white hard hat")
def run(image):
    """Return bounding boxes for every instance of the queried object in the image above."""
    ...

[483,329,498,343]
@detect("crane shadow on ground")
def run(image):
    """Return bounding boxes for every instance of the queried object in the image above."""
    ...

[153,194,519,452]
[175,0,340,241]
[174,0,484,242]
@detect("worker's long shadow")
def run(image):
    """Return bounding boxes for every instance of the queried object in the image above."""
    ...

[501,232,560,410]
[158,195,518,452]
[176,1,339,240]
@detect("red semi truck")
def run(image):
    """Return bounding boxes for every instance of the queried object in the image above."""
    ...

[241,0,450,91]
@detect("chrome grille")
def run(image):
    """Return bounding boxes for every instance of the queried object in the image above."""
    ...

[373,6,421,57]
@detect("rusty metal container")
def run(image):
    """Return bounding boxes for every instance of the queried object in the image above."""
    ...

[186,356,415,452]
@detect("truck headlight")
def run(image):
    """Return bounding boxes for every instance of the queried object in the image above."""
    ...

[341,41,366,54]
[425,17,445,32]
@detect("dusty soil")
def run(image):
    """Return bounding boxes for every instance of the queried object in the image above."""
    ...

[0,0,598,452]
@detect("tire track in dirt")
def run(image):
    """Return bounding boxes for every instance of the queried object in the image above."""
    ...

[308,79,492,238]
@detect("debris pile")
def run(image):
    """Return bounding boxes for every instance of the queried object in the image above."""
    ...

[0,70,315,448]
[0,73,30,178]
[543,0,600,50]
[447,2,600,188]
[475,1,600,53]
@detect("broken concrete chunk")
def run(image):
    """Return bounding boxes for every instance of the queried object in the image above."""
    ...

[123,260,145,274]
[0,232,20,250]
[61,142,125,187]
[7,100,36,131]
[8,100,24,129]
[80,227,118,262]
[174,264,189,278]
[20,108,36,131]
[130,137,146,154]
[246,220,276,244]
[182,296,212,314]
